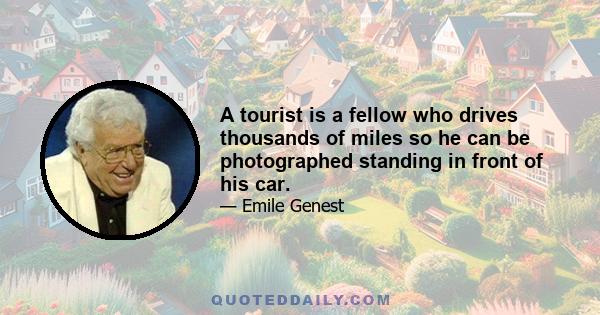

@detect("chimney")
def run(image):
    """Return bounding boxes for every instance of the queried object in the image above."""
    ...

[154,41,164,52]
[16,91,28,105]
[75,49,82,64]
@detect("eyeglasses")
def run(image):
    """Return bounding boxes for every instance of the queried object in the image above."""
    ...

[93,140,151,164]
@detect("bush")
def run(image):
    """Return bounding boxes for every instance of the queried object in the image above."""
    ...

[352,177,373,195]
[217,230,296,313]
[404,187,442,217]
[556,282,600,315]
[359,240,377,265]
[389,303,423,315]
[567,13,586,36]
[477,268,536,302]
[0,267,146,314]
[480,263,500,283]
[391,228,416,261]
[275,212,319,266]
[404,251,469,304]
[386,292,433,312]
[469,299,544,315]
[442,213,482,248]
[307,252,401,294]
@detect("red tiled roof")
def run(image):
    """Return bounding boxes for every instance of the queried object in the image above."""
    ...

[364,23,383,41]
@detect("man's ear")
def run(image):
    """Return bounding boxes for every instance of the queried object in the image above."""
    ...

[75,142,87,165]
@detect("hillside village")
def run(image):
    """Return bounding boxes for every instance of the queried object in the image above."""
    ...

[0,0,600,314]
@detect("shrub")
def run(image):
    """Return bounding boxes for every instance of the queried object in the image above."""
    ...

[349,177,373,195]
[522,254,555,290]
[0,267,145,314]
[477,268,536,302]
[404,187,442,217]
[404,251,469,304]
[555,282,600,315]
[307,252,400,293]
[442,213,482,248]
[386,292,433,312]
[567,13,586,36]
[389,303,423,315]
[358,240,377,265]
[468,299,544,315]
[217,230,295,314]
[275,213,318,268]
[480,264,500,283]
[390,228,415,261]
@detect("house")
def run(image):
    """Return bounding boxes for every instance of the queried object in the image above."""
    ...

[133,43,208,121]
[213,36,243,58]
[0,15,56,59]
[264,6,291,24]
[256,20,289,56]
[363,22,384,43]
[279,55,384,157]
[360,2,385,32]
[492,77,600,210]
[283,34,344,86]
[455,28,558,105]
[381,0,407,20]
[214,24,250,49]
[431,15,494,70]
[0,96,65,230]
[215,5,247,24]
[374,10,436,49]
[105,0,155,24]
[170,31,205,57]
[543,38,600,81]
[297,0,340,24]
[149,2,174,32]
[40,48,125,101]
[5,0,44,15]
[395,24,436,72]
[41,0,112,43]
[0,49,40,95]
[501,12,536,29]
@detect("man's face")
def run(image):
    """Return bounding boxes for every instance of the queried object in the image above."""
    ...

[79,122,145,197]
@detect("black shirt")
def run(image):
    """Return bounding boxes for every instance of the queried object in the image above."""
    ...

[88,179,127,235]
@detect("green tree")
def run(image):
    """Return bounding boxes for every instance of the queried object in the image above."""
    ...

[404,251,469,304]
[545,191,600,237]
[567,14,587,36]
[404,187,442,217]
[576,113,600,169]
[442,213,482,248]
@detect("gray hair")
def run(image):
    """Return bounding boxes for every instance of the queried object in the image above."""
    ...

[66,88,147,154]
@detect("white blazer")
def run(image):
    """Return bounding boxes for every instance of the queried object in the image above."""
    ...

[44,149,176,235]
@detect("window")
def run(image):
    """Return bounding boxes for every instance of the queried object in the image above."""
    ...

[160,76,167,85]
[511,69,520,78]
[177,92,184,101]
[498,67,507,78]
[520,123,530,135]
[70,66,74,73]
[550,70,556,81]
[154,63,160,71]
[528,168,548,185]
[73,78,81,86]
[529,99,544,113]
[26,176,44,200]
[571,59,578,68]
[146,75,154,85]
[520,48,529,59]
[544,131,555,148]
[64,78,71,87]
[527,70,535,79]
[48,205,64,227]
[0,201,16,218]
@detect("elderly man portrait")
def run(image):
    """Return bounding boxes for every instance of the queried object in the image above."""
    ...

[45,88,175,236]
